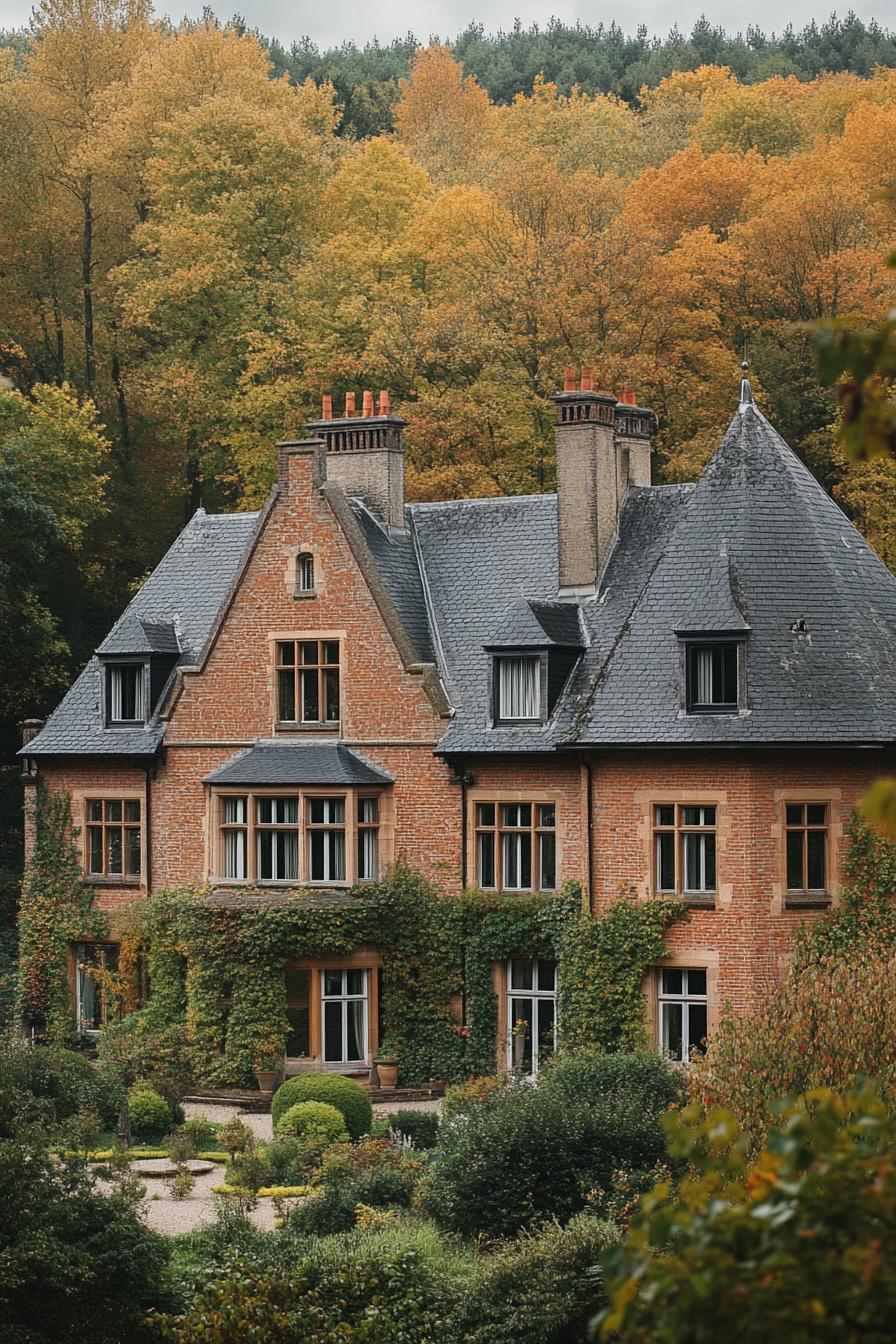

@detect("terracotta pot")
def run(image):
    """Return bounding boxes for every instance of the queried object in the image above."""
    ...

[255,1069,281,1093]
[376,1059,398,1089]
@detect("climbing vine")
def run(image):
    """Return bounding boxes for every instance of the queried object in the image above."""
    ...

[795,813,896,965]
[18,790,689,1080]
[117,872,686,1088]
[17,786,107,1042]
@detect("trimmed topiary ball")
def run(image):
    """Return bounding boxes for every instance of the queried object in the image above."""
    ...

[127,1084,172,1139]
[275,1100,349,1144]
[271,1073,372,1139]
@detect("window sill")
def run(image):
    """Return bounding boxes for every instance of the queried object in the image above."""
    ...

[274,721,341,733]
[86,875,143,886]
[784,892,832,910]
[292,590,318,600]
[656,892,716,910]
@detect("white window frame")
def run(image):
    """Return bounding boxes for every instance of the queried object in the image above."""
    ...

[495,654,541,721]
[321,968,369,1068]
[107,663,146,723]
[475,801,557,893]
[657,967,708,1063]
[506,956,557,1077]
[306,796,346,884]
[213,789,382,886]
[296,552,315,593]
[654,804,717,896]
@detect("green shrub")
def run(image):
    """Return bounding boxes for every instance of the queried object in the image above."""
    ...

[540,1050,682,1112]
[382,1108,440,1149]
[127,1084,172,1139]
[98,1011,192,1104]
[290,1138,421,1236]
[181,1115,215,1151]
[271,1073,372,1139]
[600,1084,896,1342]
[423,1073,671,1239]
[275,1100,349,1145]
[456,1214,618,1344]
[0,1133,170,1339]
[0,1042,125,1135]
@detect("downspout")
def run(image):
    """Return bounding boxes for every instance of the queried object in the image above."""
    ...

[459,757,468,1028]
[143,762,153,894]
[585,756,594,913]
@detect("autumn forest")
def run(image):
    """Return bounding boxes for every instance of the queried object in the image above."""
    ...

[0,1,895,880]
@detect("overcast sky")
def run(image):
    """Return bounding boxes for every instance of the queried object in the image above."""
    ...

[0,0,891,49]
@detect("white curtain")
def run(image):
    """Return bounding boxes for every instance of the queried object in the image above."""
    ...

[498,657,540,719]
[358,828,377,880]
[696,649,713,704]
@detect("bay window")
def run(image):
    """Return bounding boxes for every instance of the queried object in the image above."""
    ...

[214,790,382,885]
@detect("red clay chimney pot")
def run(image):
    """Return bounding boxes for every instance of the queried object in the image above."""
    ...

[322,394,333,420]
[580,366,594,392]
[378,390,392,415]
[620,385,637,406]
[344,391,356,418]
[362,389,374,417]
[563,365,576,392]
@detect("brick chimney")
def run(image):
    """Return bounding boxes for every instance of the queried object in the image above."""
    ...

[307,389,406,532]
[552,368,619,593]
[614,385,653,493]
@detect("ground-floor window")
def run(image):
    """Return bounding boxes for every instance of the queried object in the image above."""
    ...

[74,941,119,1033]
[322,969,369,1066]
[282,963,375,1069]
[658,967,707,1063]
[507,956,556,1076]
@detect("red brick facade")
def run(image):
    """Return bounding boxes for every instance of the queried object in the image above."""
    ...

[26,433,891,1063]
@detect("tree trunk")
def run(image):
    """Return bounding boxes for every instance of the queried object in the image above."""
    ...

[81,174,95,395]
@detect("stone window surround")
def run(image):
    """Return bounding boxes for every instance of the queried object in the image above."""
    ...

[644,948,720,1058]
[282,947,382,1075]
[268,628,345,734]
[773,788,841,911]
[634,788,730,910]
[204,785,392,888]
[73,789,146,887]
[284,541,322,601]
[466,787,562,895]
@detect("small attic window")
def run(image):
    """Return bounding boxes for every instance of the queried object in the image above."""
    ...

[295,552,315,596]
[495,655,542,722]
[685,642,739,713]
[107,664,146,723]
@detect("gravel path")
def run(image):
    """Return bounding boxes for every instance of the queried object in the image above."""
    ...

[121,1097,444,1237]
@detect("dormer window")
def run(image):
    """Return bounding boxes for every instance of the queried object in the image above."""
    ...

[496,655,541,722]
[296,552,315,595]
[107,664,146,723]
[685,642,739,713]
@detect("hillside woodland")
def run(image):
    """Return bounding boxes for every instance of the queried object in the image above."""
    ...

[0,1,895,891]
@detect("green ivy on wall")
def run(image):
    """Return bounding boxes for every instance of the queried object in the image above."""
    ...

[17,790,689,1081]
[17,786,107,1042]
[125,872,686,1088]
[795,814,896,965]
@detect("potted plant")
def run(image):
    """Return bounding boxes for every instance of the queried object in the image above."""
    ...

[375,1036,400,1090]
[253,1039,283,1093]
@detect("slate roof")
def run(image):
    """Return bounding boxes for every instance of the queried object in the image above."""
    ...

[205,742,393,787]
[23,509,259,756]
[347,499,436,664]
[559,399,896,746]
[26,387,896,763]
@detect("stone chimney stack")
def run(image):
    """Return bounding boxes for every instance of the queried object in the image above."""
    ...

[552,368,619,593]
[307,390,406,533]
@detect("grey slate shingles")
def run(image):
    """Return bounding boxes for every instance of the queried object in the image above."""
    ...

[205,742,394,786]
[24,509,259,757]
[26,395,896,763]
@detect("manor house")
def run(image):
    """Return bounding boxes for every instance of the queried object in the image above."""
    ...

[20,369,896,1077]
